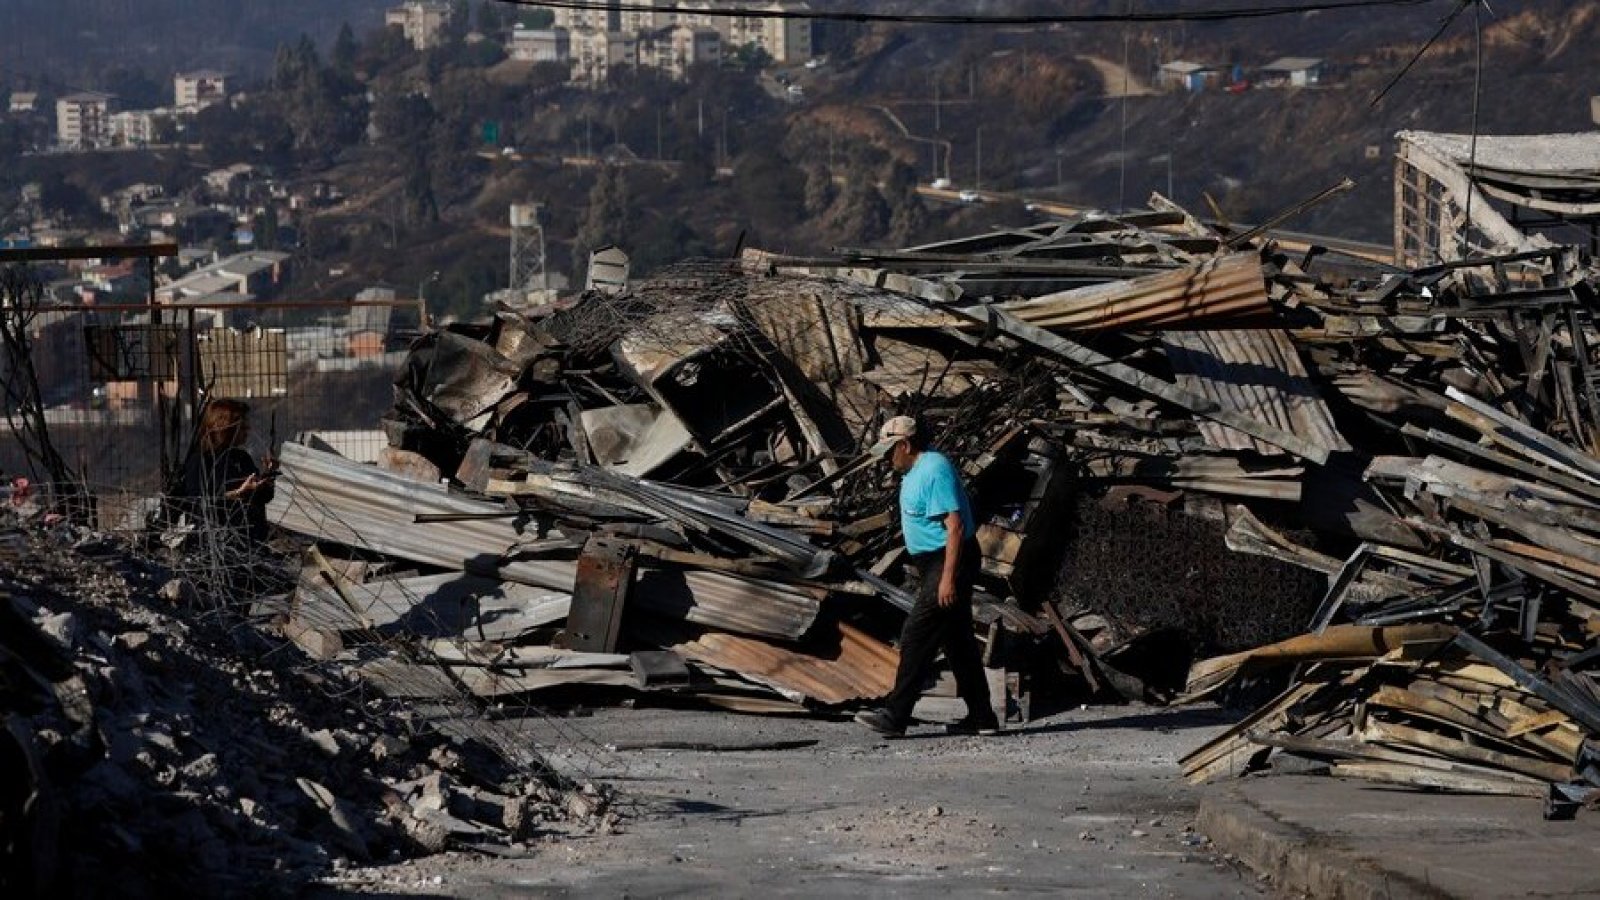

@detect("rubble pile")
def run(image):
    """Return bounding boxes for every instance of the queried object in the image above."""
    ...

[0,512,607,897]
[263,195,1600,806]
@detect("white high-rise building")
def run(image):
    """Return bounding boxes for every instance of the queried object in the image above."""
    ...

[56,92,114,149]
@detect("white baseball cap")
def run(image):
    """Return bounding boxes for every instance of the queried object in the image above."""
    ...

[868,415,919,458]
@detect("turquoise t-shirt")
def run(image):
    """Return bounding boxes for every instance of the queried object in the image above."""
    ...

[899,451,977,554]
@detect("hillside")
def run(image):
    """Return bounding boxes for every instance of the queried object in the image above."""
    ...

[0,0,391,86]
[4,0,1597,319]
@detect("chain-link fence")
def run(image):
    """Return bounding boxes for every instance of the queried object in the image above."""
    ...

[4,282,626,794]
[2,297,422,527]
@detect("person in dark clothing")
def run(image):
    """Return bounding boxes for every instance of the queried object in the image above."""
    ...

[179,398,276,545]
[856,416,1000,738]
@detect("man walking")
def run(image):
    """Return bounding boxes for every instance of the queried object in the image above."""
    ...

[856,416,1000,737]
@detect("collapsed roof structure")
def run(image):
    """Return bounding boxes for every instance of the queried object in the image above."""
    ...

[258,150,1600,807]
[1395,130,1600,268]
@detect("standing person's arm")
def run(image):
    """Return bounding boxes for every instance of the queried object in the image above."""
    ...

[938,510,964,607]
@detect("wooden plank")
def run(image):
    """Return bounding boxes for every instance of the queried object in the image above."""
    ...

[1360,719,1573,782]
[1444,386,1600,485]
[1454,631,1600,734]
[1505,709,1570,739]
[1181,678,1327,783]
[1039,600,1101,693]
[1329,761,1547,797]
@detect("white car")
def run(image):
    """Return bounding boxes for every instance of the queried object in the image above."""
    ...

[931,177,952,190]
[805,58,824,70]
[958,190,981,203]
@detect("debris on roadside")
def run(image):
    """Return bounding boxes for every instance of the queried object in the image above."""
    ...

[0,514,608,896]
[256,179,1600,820]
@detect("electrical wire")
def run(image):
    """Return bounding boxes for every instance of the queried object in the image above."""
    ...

[1369,0,1471,107]
[498,0,1443,27]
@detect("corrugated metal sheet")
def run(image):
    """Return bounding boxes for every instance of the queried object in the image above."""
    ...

[669,621,898,706]
[636,568,822,642]
[1009,252,1272,331]
[856,252,1271,332]
[268,442,580,591]
[269,442,820,640]
[1162,329,1351,457]
[293,572,570,639]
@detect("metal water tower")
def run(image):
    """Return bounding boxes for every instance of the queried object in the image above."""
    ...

[509,202,546,292]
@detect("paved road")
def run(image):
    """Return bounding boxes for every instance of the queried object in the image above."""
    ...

[331,704,1266,897]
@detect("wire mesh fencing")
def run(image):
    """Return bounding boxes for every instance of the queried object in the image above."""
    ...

[3,289,622,790]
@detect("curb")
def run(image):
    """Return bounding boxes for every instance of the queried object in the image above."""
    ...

[1196,786,1448,900]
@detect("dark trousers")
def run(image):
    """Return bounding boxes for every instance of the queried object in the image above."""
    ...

[882,541,994,727]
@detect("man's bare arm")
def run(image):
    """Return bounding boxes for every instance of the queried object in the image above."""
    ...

[938,510,964,607]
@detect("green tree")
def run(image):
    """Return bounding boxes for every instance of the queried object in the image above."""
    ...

[884,161,927,244]
[332,22,359,74]
[631,217,708,274]
[518,8,555,28]
[477,0,505,34]
[734,148,804,237]
[445,0,471,43]
[253,205,281,250]
[803,164,836,216]
[729,44,774,72]
[824,176,889,244]
[38,173,95,221]
[573,166,630,282]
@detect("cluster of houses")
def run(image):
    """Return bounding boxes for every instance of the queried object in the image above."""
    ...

[1155,56,1327,93]
[6,70,230,151]
[6,1,818,154]
[388,0,814,85]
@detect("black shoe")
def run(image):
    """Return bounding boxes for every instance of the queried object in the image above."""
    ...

[945,715,1002,736]
[855,708,905,737]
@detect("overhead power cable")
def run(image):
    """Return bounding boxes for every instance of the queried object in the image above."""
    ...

[497,0,1442,27]
[1369,0,1472,107]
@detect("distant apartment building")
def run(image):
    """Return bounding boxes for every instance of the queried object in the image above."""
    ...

[386,1,453,51]
[174,70,228,112]
[56,92,114,148]
[676,0,812,63]
[9,91,37,114]
[722,3,812,63]
[642,26,721,80]
[552,2,622,32]
[108,109,169,147]
[509,25,571,63]
[571,30,639,86]
[551,0,810,83]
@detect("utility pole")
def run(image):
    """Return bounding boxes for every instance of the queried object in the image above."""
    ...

[975,126,983,192]
[697,98,704,138]
[933,81,941,133]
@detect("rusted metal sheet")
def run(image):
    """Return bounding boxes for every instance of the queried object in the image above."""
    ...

[1162,329,1352,457]
[559,538,636,652]
[1002,252,1273,331]
[667,620,898,706]
[852,252,1272,332]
